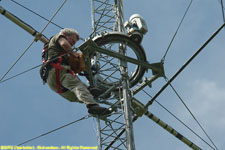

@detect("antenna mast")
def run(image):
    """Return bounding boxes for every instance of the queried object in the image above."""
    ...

[91,0,135,149]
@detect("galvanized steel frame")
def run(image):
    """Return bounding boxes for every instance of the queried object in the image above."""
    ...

[91,0,135,149]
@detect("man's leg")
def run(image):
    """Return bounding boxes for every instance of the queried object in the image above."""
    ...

[60,71,111,116]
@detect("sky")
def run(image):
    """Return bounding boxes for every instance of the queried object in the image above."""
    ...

[1,0,225,150]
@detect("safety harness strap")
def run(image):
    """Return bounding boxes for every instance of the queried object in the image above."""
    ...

[50,54,76,94]
[50,57,64,93]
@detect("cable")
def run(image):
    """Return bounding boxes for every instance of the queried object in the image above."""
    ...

[217,0,225,10]
[0,0,67,82]
[0,64,41,84]
[10,0,64,29]
[164,77,218,150]
[142,89,216,150]
[17,115,90,146]
[0,41,36,82]
[145,4,223,149]
[10,0,86,41]
[39,0,67,34]
[220,0,225,27]
[161,0,193,63]
[145,22,225,108]
[0,47,78,84]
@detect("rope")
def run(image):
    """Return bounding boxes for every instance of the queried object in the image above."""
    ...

[17,115,90,146]
[161,0,193,63]
[0,0,67,82]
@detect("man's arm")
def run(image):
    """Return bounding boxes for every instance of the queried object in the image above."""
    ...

[58,36,72,52]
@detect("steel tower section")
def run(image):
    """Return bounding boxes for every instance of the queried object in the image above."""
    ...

[114,1,135,150]
[91,0,116,37]
[91,0,135,149]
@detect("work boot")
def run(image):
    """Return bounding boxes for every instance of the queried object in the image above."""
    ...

[88,87,111,99]
[86,104,111,116]
[88,87,103,98]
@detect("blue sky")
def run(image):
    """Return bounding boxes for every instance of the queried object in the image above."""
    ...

[1,0,225,149]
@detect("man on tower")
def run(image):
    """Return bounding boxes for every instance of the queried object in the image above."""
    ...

[40,28,111,116]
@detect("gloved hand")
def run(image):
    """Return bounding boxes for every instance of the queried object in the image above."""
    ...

[69,52,86,73]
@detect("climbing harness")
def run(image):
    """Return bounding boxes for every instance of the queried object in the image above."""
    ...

[40,41,76,93]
